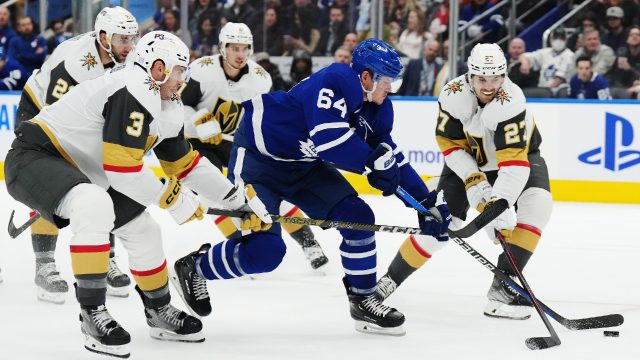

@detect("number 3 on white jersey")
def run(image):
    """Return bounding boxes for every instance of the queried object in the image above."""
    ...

[317,88,347,118]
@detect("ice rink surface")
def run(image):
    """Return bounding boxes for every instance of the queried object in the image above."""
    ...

[0,186,638,360]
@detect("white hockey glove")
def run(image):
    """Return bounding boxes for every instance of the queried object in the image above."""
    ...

[220,184,272,232]
[192,108,223,145]
[464,172,492,211]
[478,198,517,243]
[157,177,205,225]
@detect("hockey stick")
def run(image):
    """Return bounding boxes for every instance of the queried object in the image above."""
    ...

[495,231,561,350]
[395,191,624,332]
[8,210,41,239]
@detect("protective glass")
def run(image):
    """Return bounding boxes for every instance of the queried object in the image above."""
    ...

[226,44,251,57]
[166,65,190,83]
[374,74,403,93]
[111,33,138,47]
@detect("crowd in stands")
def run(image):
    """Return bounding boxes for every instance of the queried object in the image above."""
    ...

[1,0,640,100]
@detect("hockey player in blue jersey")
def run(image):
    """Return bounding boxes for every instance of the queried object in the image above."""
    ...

[171,38,452,335]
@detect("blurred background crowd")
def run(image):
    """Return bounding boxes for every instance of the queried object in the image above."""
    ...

[1,0,640,99]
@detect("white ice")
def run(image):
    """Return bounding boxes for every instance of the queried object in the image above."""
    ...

[0,185,638,360]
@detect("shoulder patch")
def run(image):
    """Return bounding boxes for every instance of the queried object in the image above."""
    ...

[144,77,160,95]
[80,52,98,70]
[494,88,512,105]
[255,66,267,78]
[198,57,215,67]
[444,80,464,95]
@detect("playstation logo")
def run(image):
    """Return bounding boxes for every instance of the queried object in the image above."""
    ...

[578,112,640,171]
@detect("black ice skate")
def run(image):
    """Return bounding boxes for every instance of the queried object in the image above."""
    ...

[290,226,329,270]
[170,244,212,318]
[344,278,405,336]
[484,275,532,320]
[35,261,68,304]
[107,257,131,298]
[135,286,204,343]
[80,305,131,358]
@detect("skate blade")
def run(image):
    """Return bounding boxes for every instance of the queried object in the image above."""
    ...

[168,268,203,320]
[37,288,66,304]
[84,335,130,358]
[149,328,205,343]
[107,284,130,298]
[354,321,406,336]
[483,300,531,320]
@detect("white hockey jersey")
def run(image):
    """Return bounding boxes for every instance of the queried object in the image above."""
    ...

[522,47,574,87]
[32,62,233,208]
[24,32,110,109]
[435,74,541,205]
[180,54,272,138]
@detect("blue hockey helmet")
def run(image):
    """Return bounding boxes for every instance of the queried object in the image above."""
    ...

[352,38,403,92]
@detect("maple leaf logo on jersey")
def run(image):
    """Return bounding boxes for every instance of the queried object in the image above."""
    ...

[198,57,214,67]
[494,88,512,105]
[81,52,98,70]
[444,80,463,95]
[144,77,160,95]
[299,139,318,158]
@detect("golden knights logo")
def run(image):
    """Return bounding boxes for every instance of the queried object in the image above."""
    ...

[81,52,98,70]
[213,97,243,134]
[144,77,160,95]
[495,88,511,105]
[255,66,267,77]
[198,57,214,67]
[444,80,463,96]
[465,132,488,167]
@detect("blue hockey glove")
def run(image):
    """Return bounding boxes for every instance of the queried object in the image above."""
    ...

[417,190,452,241]
[364,143,399,196]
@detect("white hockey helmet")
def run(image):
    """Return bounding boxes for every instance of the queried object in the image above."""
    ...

[94,6,138,63]
[135,31,190,84]
[219,22,253,59]
[467,43,507,76]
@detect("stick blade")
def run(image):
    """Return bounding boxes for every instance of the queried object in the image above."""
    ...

[564,314,624,330]
[525,336,561,350]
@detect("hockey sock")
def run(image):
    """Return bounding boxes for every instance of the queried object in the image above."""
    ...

[196,232,286,280]
[386,235,433,286]
[31,216,59,264]
[109,234,115,259]
[137,282,171,309]
[130,260,169,292]
[340,236,377,295]
[71,243,110,306]
[280,207,304,235]
[496,224,540,275]
[214,215,241,240]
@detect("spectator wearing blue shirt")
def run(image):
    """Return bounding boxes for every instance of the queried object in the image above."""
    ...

[569,55,612,99]
[8,16,47,74]
[0,7,16,54]
[0,47,28,90]
[460,0,505,44]
[46,19,71,54]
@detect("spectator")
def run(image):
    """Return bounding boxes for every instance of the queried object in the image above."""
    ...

[281,0,321,30]
[153,0,180,30]
[608,26,640,89]
[569,56,612,99]
[8,16,46,74]
[396,39,441,96]
[189,0,216,36]
[253,51,288,91]
[283,8,320,56]
[46,19,71,54]
[602,6,627,51]
[573,29,616,77]
[0,6,16,55]
[191,14,219,56]
[254,7,284,56]
[507,37,539,89]
[432,38,468,97]
[333,46,351,63]
[391,10,433,59]
[342,32,358,53]
[289,49,312,87]
[567,12,599,51]
[317,6,351,56]
[0,48,28,90]
[460,0,505,45]
[519,29,574,93]
[160,9,191,48]
[222,0,258,30]
[428,0,449,40]
[387,0,420,33]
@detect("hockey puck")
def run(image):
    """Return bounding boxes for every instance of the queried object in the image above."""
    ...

[603,331,619,337]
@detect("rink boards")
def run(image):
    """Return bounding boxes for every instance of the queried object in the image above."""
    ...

[0,92,638,204]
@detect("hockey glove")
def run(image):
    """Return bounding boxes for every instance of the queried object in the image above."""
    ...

[478,198,517,243]
[364,143,400,196]
[417,190,452,241]
[464,172,492,211]
[220,184,272,232]
[157,177,205,225]
[193,108,223,145]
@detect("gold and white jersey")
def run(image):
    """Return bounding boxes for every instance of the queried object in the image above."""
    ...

[24,32,109,110]
[180,54,272,138]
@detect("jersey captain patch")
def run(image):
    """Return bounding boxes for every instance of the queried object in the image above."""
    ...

[444,80,463,95]
[144,77,160,95]
[81,52,98,70]
[494,88,512,105]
